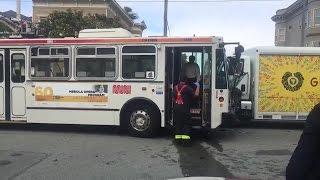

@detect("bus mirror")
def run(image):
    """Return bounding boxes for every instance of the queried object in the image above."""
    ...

[235,45,244,60]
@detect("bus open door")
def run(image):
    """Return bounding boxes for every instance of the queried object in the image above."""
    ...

[165,46,213,128]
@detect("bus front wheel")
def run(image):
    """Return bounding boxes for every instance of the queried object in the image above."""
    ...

[124,103,160,137]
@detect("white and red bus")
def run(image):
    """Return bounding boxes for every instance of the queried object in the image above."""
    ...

[0,34,231,137]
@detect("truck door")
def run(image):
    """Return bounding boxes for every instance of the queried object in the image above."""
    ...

[10,49,26,121]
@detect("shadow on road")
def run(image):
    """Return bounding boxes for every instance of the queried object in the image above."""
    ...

[172,129,234,178]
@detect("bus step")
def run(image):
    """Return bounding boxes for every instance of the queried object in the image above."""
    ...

[189,118,202,126]
[190,108,201,114]
[191,117,201,120]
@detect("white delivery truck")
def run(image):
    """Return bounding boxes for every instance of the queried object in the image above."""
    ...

[234,47,320,121]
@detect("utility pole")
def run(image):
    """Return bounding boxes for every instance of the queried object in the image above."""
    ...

[163,0,168,36]
[16,0,21,21]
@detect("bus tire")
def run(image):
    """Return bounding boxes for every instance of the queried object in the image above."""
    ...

[124,103,160,138]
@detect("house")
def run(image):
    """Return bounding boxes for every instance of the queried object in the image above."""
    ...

[272,0,320,47]
[32,0,146,36]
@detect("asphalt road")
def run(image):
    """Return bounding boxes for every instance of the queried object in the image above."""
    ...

[0,123,303,180]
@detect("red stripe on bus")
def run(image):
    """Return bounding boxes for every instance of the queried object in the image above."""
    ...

[0,37,214,45]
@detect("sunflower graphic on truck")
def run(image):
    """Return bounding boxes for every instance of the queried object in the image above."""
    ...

[258,55,320,113]
[281,71,304,92]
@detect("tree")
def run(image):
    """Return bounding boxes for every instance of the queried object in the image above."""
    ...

[124,6,139,20]
[38,9,122,38]
[86,14,121,29]
[0,22,13,38]
[0,22,13,32]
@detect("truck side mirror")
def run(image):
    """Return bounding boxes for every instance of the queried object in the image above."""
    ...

[235,45,244,60]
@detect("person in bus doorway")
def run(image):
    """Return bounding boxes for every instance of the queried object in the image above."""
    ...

[173,77,199,143]
[183,55,201,86]
[286,103,320,180]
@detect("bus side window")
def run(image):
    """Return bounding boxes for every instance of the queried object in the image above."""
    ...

[30,47,70,79]
[122,46,156,79]
[75,47,117,79]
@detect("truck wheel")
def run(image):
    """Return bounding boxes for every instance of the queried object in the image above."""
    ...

[221,113,240,128]
[125,104,160,138]
[237,110,253,124]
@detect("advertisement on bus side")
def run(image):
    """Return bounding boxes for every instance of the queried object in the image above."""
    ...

[34,84,108,103]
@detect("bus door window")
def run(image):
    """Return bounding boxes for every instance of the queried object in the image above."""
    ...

[181,52,202,81]
[172,47,211,86]
[216,48,228,89]
[0,54,3,83]
[202,51,211,86]
[174,47,210,109]
[11,54,25,83]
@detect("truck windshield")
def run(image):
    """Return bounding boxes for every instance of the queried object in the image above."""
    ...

[216,48,228,89]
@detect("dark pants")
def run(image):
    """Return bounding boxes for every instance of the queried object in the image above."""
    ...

[286,103,320,180]
[286,134,320,180]
[173,105,191,135]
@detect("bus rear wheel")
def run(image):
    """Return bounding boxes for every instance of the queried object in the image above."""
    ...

[125,104,160,137]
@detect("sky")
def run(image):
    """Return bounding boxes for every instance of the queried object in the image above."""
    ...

[0,0,297,50]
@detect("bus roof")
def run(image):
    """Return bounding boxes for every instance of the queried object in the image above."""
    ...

[0,36,218,46]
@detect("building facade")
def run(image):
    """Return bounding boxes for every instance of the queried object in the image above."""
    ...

[32,0,146,36]
[272,0,320,47]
